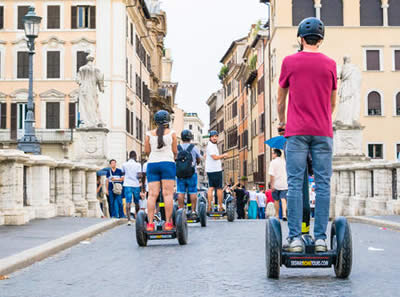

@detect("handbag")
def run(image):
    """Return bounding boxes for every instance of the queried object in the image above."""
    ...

[109,169,123,195]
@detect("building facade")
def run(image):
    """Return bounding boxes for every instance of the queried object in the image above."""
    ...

[266,0,400,161]
[0,0,176,165]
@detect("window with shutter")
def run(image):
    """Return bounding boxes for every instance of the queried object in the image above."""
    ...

[69,102,76,129]
[77,51,88,72]
[368,144,383,159]
[321,0,343,26]
[47,6,60,29]
[46,102,60,129]
[367,91,382,115]
[366,50,380,71]
[232,101,238,118]
[17,52,29,79]
[130,111,134,135]
[18,6,29,30]
[11,103,17,139]
[47,51,60,79]
[396,93,400,116]
[394,50,400,71]
[126,108,130,133]
[71,6,77,29]
[72,6,95,29]
[0,103,6,129]
[360,0,383,26]
[0,6,4,29]
[292,0,315,26]
[130,23,134,45]
[90,6,96,29]
[389,0,400,26]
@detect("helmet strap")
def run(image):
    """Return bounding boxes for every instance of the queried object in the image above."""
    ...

[297,37,303,52]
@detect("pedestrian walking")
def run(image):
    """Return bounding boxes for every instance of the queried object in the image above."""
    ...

[269,149,288,221]
[233,183,247,219]
[277,17,337,252]
[122,150,142,225]
[105,159,125,218]
[256,189,266,219]
[265,183,275,218]
[205,130,227,212]
[176,129,202,215]
[144,110,177,231]
[247,187,258,219]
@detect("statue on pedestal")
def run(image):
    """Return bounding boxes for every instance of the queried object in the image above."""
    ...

[335,56,362,127]
[76,54,105,128]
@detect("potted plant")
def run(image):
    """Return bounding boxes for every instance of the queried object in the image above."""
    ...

[218,65,229,81]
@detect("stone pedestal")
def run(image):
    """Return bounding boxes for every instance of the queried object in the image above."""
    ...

[71,128,109,167]
[0,150,30,225]
[333,123,369,165]
[55,160,75,216]
[86,167,102,218]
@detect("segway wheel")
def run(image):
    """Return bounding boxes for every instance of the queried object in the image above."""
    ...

[135,210,148,247]
[199,201,207,227]
[176,208,188,245]
[227,202,235,222]
[172,203,178,226]
[265,217,281,279]
[331,217,352,279]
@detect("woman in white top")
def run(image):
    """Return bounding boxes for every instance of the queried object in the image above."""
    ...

[144,110,178,231]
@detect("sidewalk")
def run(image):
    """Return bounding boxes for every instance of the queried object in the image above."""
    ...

[0,217,123,275]
[347,215,400,231]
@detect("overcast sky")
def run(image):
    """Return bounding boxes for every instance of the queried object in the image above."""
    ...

[162,0,268,130]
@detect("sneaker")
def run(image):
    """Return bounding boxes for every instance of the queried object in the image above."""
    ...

[164,222,174,231]
[146,223,155,231]
[315,239,328,252]
[127,220,132,226]
[282,217,288,221]
[283,238,304,253]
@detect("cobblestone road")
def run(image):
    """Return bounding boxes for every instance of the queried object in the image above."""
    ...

[1,220,399,297]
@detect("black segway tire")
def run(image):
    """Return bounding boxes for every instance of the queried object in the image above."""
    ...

[135,211,148,247]
[227,202,235,222]
[331,218,352,279]
[265,218,281,279]
[172,203,178,226]
[199,201,207,227]
[176,208,188,245]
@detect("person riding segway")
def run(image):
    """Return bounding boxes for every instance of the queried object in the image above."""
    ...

[265,17,352,278]
[176,129,207,227]
[135,110,187,246]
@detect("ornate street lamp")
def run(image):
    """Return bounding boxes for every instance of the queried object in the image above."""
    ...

[17,6,42,154]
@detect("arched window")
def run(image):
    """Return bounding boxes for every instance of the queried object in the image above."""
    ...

[367,91,382,115]
[389,0,400,26]
[321,0,343,26]
[292,0,315,26]
[396,92,400,116]
[360,0,383,26]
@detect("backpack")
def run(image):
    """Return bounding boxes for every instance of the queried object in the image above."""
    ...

[176,144,195,178]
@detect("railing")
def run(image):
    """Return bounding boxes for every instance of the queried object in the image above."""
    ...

[331,161,400,217]
[0,129,73,144]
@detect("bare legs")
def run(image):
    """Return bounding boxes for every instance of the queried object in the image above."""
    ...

[147,180,175,224]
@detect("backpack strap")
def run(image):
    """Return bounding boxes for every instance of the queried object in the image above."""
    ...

[186,144,194,153]
[178,144,183,152]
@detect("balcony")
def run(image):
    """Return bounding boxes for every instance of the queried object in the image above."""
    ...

[0,129,73,144]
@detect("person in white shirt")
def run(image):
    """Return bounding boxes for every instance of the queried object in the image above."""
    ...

[248,187,258,219]
[122,150,142,225]
[268,149,288,221]
[256,190,266,219]
[205,130,227,212]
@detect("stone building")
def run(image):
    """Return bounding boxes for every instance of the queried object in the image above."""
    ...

[0,0,176,165]
[265,0,400,161]
[183,112,204,145]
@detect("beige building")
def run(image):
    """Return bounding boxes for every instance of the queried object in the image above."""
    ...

[0,0,174,164]
[266,0,400,161]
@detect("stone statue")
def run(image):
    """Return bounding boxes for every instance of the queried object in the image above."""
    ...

[76,54,105,128]
[335,56,362,126]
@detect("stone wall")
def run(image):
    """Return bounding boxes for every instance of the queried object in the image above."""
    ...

[0,150,102,225]
[331,161,400,217]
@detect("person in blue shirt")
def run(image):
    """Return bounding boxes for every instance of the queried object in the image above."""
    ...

[105,159,125,218]
[176,130,202,215]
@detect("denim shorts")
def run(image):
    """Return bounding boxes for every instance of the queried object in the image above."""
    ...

[124,186,141,204]
[177,173,198,194]
[272,190,288,201]
[147,161,176,183]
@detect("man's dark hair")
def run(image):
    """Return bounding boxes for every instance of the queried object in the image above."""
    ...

[129,150,137,161]
[304,36,321,45]
[273,149,282,157]
[109,159,116,164]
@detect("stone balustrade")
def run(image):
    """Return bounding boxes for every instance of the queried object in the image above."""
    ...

[0,150,102,225]
[331,161,400,218]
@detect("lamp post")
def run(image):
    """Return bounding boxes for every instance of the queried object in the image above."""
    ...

[17,6,42,155]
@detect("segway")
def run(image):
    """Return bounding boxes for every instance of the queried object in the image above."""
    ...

[207,189,236,222]
[265,170,352,279]
[136,192,188,246]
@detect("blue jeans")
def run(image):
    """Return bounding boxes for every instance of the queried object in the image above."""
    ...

[258,207,265,219]
[286,136,333,240]
[109,190,125,218]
